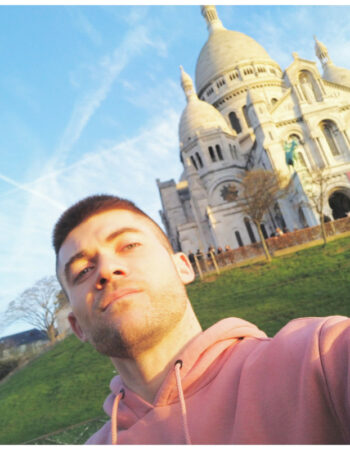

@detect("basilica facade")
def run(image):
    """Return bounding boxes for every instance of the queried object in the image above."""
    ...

[157,5,350,253]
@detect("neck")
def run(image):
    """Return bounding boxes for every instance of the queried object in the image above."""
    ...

[110,301,202,403]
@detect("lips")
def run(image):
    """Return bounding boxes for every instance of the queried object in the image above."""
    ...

[99,288,142,311]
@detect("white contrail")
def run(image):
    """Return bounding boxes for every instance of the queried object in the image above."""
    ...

[0,173,65,210]
[53,25,151,164]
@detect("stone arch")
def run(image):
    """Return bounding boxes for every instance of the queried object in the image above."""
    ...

[244,217,256,243]
[299,70,321,103]
[234,229,244,247]
[319,119,345,157]
[298,206,308,228]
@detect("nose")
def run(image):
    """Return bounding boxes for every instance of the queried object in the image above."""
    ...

[95,253,128,290]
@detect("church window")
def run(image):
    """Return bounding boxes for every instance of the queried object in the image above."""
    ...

[190,156,198,170]
[196,152,203,168]
[229,71,239,81]
[216,145,224,160]
[320,120,341,156]
[269,131,273,140]
[271,98,278,105]
[228,112,242,134]
[216,78,226,88]
[242,105,251,127]
[208,146,216,162]
[235,231,244,247]
[244,217,256,243]
[229,144,238,159]
[270,68,276,75]
[298,206,308,228]
[191,156,198,170]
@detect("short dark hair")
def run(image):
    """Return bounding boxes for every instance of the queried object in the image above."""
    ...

[53,194,172,255]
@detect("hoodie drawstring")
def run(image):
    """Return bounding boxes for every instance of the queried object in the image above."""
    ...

[111,388,125,445]
[174,360,192,444]
[110,363,191,445]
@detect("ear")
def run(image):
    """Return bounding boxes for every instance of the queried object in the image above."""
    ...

[172,252,195,285]
[68,312,88,342]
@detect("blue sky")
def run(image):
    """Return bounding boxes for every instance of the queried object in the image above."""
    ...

[1,4,350,337]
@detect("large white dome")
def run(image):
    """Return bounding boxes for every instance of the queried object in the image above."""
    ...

[195,28,273,93]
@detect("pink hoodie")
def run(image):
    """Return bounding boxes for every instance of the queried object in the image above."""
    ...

[86,316,350,444]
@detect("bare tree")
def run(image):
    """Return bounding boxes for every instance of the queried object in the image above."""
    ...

[301,167,332,245]
[0,276,61,343]
[238,169,291,262]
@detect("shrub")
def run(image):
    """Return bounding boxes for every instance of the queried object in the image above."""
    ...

[0,359,19,381]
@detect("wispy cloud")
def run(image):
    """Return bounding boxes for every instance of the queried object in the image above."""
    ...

[73,8,102,46]
[54,24,162,164]
[0,173,65,210]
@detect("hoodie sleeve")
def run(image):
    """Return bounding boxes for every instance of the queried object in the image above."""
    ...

[318,316,350,441]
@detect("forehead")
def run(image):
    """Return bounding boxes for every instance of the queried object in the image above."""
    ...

[57,209,159,269]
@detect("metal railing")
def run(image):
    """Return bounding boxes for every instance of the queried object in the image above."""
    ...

[189,216,350,279]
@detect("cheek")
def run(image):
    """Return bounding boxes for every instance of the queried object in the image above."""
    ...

[70,289,94,318]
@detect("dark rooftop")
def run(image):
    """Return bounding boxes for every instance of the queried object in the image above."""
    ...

[0,329,48,348]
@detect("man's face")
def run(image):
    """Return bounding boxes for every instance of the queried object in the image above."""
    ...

[57,209,194,358]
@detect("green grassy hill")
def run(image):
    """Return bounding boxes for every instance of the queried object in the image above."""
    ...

[1,236,350,444]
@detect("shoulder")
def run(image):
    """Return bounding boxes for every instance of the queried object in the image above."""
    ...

[85,420,111,445]
[242,316,350,370]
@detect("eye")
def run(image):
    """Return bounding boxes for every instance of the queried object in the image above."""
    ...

[74,266,93,283]
[123,242,141,251]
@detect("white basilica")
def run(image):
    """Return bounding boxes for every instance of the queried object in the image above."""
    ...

[157,5,350,253]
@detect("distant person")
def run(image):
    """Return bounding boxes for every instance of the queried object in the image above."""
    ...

[53,194,350,444]
[224,244,234,264]
[207,245,215,259]
[275,227,284,236]
[217,246,223,254]
[196,248,203,260]
[188,251,195,265]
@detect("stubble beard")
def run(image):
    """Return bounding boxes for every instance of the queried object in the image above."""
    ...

[87,283,188,359]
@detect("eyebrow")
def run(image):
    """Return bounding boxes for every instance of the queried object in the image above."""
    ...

[105,227,140,242]
[63,227,141,283]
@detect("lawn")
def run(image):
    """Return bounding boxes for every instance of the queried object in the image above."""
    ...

[0,236,349,444]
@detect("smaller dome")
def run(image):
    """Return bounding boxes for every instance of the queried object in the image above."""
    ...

[179,67,232,146]
[323,65,350,88]
[314,36,350,88]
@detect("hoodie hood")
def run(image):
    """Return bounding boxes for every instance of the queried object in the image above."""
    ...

[103,317,267,427]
